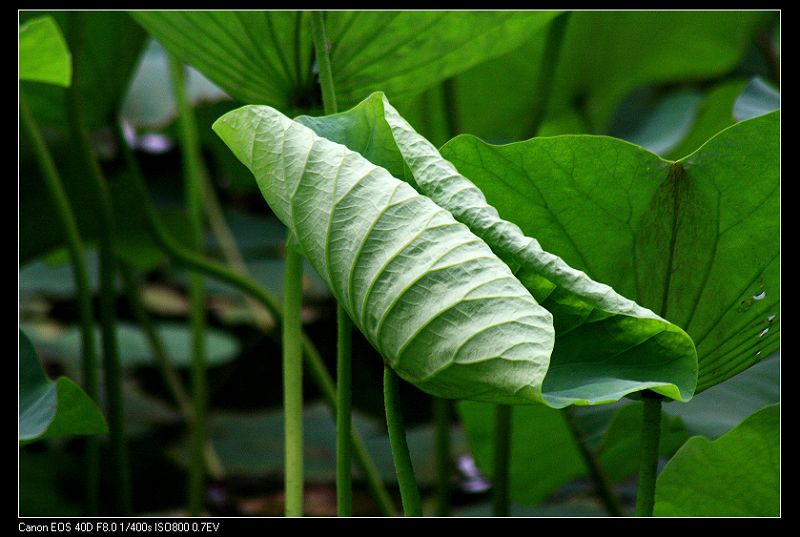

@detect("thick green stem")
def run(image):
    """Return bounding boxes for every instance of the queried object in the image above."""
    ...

[492,405,513,517]
[311,11,337,115]
[115,126,396,516]
[635,393,663,517]
[20,90,100,515]
[524,11,571,137]
[433,397,452,517]
[562,408,623,516]
[384,367,422,517]
[169,55,209,516]
[65,13,129,513]
[283,242,305,517]
[336,309,353,516]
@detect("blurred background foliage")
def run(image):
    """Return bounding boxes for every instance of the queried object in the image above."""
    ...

[19,10,778,516]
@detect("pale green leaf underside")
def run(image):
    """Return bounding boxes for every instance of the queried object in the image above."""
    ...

[131,11,556,111]
[295,93,697,406]
[214,106,554,405]
[19,16,71,87]
[441,111,779,392]
[654,404,779,516]
[19,331,107,443]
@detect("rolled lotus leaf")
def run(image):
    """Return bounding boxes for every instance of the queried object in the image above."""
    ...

[214,105,555,404]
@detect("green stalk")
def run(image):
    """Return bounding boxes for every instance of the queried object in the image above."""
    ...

[524,11,571,138]
[115,124,396,516]
[336,312,353,516]
[168,55,208,516]
[383,367,422,517]
[562,408,623,516]
[492,405,512,517]
[312,10,356,517]
[433,397,452,517]
[635,393,663,517]
[20,91,100,515]
[311,11,337,115]
[65,13,129,514]
[283,241,305,517]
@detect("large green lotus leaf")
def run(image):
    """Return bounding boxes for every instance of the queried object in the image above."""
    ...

[293,93,697,407]
[450,11,770,142]
[440,111,779,392]
[131,11,312,112]
[20,11,146,129]
[19,330,107,443]
[131,11,555,113]
[324,11,557,105]
[19,16,71,87]
[552,12,771,130]
[214,105,555,405]
[654,404,779,516]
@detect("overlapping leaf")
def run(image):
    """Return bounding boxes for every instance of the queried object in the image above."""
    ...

[440,111,779,391]
[19,331,107,443]
[19,16,71,87]
[132,11,556,113]
[214,105,555,404]
[214,94,698,406]
[293,93,697,406]
[654,404,780,516]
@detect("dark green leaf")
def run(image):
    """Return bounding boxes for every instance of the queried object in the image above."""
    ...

[326,12,558,105]
[19,330,107,443]
[654,404,779,516]
[451,11,770,142]
[552,12,770,129]
[441,111,779,392]
[19,16,71,87]
[131,11,313,112]
[132,11,557,113]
